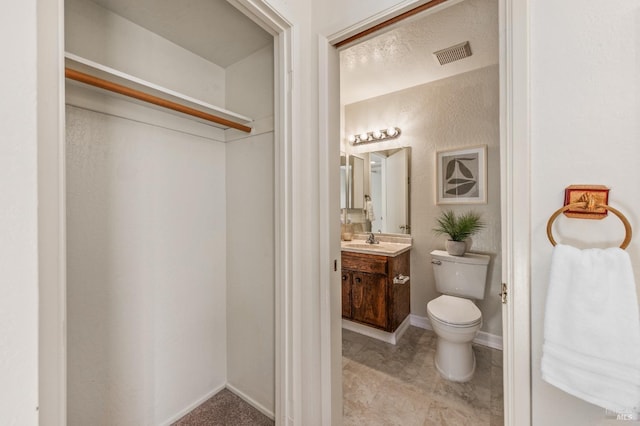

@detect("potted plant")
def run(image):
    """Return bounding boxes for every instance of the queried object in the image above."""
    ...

[433,210,484,256]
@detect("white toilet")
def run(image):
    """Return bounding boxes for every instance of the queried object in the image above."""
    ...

[427,250,490,382]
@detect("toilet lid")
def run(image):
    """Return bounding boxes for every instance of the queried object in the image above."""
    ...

[427,295,481,326]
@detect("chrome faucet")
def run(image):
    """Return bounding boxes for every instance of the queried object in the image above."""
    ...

[366,233,380,244]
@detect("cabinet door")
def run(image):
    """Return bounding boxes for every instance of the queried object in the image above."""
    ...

[341,272,352,318]
[351,271,387,329]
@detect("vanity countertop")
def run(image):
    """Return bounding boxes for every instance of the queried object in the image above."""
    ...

[341,234,412,257]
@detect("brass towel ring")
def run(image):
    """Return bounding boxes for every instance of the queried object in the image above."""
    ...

[546,202,632,249]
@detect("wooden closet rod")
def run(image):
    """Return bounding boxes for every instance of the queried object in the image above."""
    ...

[65,68,252,133]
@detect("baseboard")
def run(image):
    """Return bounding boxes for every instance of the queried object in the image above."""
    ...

[409,314,503,351]
[160,382,275,425]
[342,316,410,345]
[226,383,275,420]
[160,382,226,426]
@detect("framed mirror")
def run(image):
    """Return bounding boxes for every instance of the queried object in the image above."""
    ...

[366,147,410,234]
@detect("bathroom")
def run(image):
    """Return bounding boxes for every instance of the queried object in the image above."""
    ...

[338,0,504,423]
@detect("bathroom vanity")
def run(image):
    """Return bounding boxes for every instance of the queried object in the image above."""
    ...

[341,236,411,336]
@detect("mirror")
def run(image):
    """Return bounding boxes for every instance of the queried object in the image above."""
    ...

[341,153,364,209]
[340,154,347,209]
[366,147,410,234]
[348,155,364,209]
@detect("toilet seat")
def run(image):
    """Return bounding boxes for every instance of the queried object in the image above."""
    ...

[427,295,481,327]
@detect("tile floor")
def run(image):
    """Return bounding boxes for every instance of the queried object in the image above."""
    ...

[343,326,503,426]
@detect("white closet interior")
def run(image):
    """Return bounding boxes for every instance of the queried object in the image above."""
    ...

[64,0,275,424]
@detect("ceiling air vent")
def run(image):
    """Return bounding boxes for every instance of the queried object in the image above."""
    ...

[434,41,472,65]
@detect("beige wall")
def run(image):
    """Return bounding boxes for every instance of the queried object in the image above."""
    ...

[345,65,502,336]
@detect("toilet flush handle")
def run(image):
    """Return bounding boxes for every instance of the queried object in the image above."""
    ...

[431,260,441,265]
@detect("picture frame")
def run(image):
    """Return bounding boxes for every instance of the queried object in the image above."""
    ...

[436,145,487,204]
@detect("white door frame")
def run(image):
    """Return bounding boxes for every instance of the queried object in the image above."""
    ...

[498,0,531,423]
[318,0,531,424]
[225,4,294,424]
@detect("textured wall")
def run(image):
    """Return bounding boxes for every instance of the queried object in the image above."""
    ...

[66,106,228,425]
[340,0,499,105]
[345,65,502,336]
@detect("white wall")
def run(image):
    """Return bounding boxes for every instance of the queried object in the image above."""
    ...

[226,45,274,121]
[65,0,226,107]
[345,65,502,336]
[66,105,228,425]
[0,1,39,425]
[531,1,640,424]
[225,43,276,415]
[225,133,275,414]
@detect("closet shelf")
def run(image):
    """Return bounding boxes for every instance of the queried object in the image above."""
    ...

[65,53,253,133]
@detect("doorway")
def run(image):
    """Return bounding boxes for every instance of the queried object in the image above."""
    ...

[320,0,532,424]
[339,0,503,422]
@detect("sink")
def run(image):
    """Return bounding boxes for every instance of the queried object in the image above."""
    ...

[341,240,411,256]
[342,243,384,249]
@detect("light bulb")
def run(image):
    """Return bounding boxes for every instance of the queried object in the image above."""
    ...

[348,135,356,143]
[372,130,383,139]
[386,127,397,137]
[359,132,369,142]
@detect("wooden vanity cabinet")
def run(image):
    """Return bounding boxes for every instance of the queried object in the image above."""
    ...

[341,250,410,332]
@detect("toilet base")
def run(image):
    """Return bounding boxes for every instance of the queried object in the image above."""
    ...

[434,338,476,382]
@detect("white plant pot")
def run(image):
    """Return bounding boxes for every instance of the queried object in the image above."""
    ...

[446,240,467,256]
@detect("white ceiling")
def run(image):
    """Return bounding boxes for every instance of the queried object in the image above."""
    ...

[90,0,273,68]
[340,0,498,105]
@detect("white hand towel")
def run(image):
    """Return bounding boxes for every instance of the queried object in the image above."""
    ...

[541,244,640,413]
[365,200,375,222]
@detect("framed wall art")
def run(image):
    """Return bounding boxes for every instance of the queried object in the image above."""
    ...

[436,145,487,204]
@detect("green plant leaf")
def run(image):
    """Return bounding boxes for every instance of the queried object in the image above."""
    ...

[433,210,484,241]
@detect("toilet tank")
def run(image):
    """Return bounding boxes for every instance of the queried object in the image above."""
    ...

[430,250,490,300]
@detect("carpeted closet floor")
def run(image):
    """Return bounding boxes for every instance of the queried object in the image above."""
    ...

[172,389,274,426]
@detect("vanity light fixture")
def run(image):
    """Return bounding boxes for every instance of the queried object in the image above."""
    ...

[349,127,401,145]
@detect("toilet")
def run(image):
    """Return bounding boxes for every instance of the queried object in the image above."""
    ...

[427,250,489,382]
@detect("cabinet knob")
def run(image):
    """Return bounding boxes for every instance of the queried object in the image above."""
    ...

[342,275,348,281]
[355,277,361,283]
